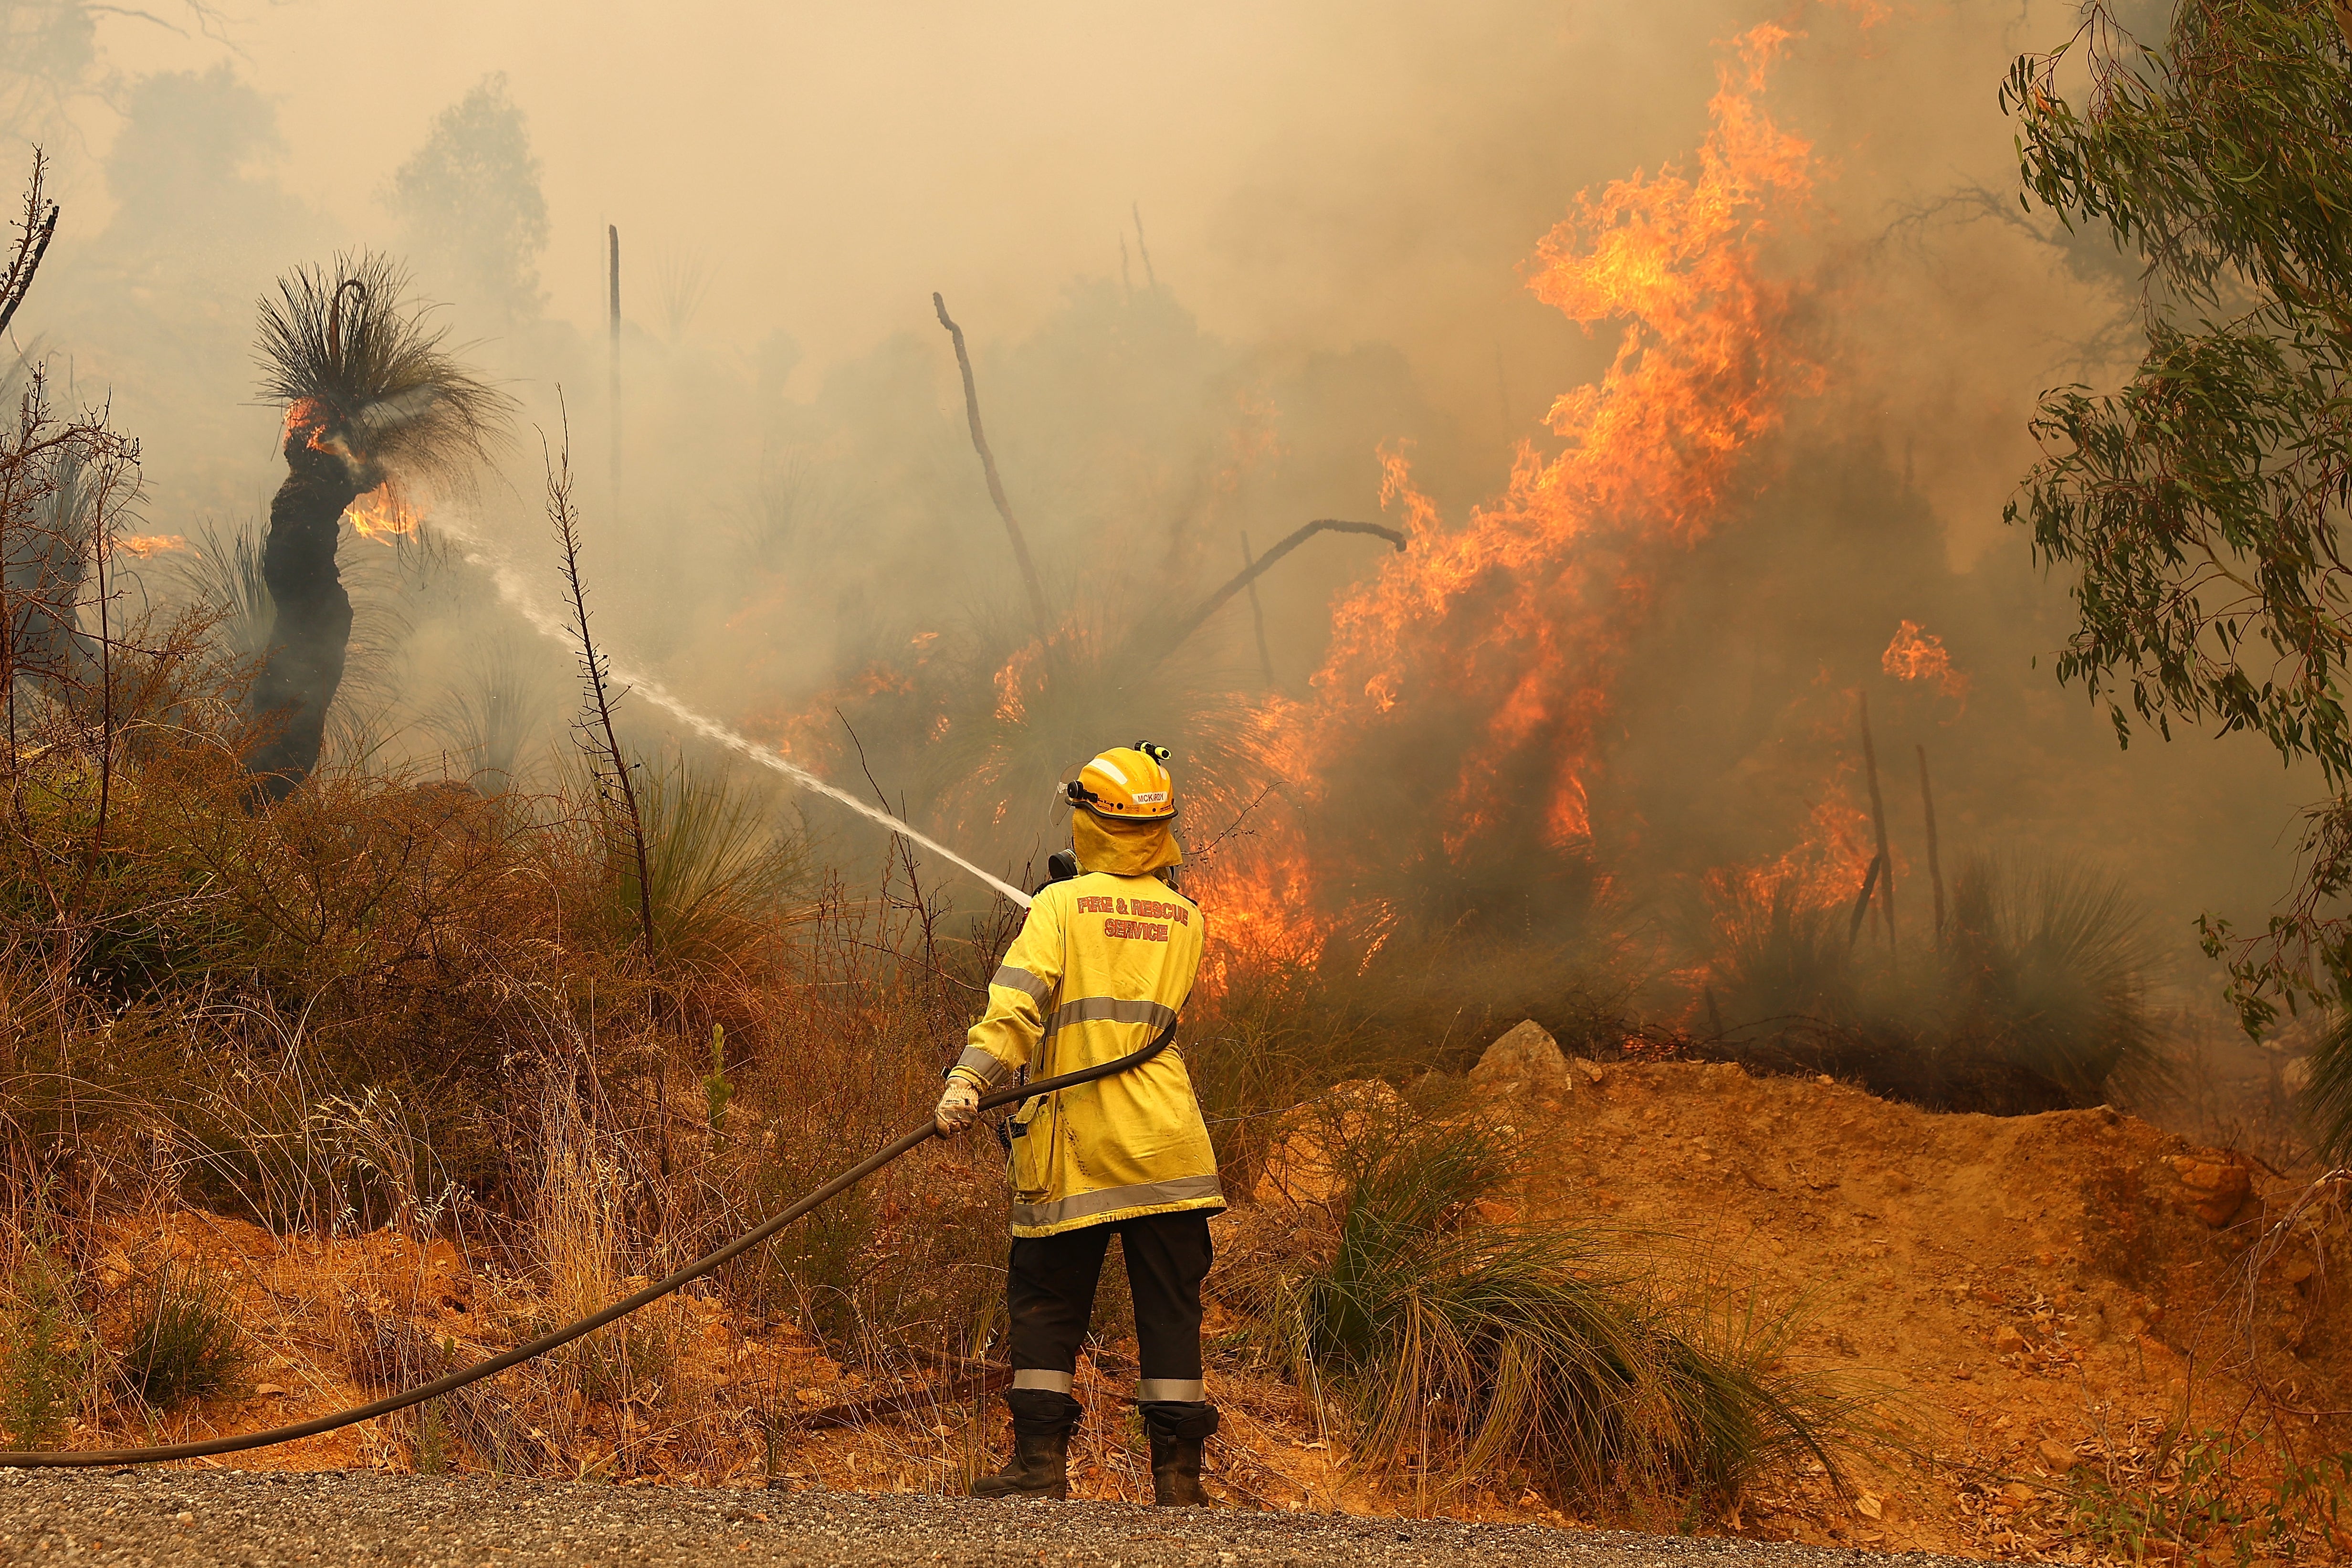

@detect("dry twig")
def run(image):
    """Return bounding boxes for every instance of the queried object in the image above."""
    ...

[546,401,654,959]
[0,150,58,342]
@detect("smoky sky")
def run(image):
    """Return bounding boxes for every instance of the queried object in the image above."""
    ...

[54,2,2039,455]
[3,0,2321,986]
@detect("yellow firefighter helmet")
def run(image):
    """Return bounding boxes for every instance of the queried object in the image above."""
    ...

[1063,742,1177,821]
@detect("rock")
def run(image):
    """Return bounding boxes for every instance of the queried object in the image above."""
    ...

[2037,1439,2078,1473]
[255,1383,287,1398]
[1469,1021,1572,1096]
[2165,1150,2257,1227]
[1993,1324,2026,1354]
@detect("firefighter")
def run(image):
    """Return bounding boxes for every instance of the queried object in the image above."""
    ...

[933,742,1222,1506]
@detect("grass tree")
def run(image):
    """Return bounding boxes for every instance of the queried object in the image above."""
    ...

[245,253,506,797]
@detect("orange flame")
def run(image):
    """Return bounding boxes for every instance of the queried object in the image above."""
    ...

[116,534,187,558]
[1714,789,1877,918]
[994,642,1040,726]
[752,22,1843,1006]
[343,483,420,544]
[284,397,353,463]
[1260,25,1816,901]
[1881,619,1969,706]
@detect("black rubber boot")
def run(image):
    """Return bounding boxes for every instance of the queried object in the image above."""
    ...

[971,1388,1080,1500]
[1140,1400,1218,1507]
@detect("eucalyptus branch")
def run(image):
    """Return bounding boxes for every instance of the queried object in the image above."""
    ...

[2008,0,2352,1148]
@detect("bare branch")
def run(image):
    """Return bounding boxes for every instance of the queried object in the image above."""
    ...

[930,292,1051,634]
[1152,519,1407,663]
[0,150,61,343]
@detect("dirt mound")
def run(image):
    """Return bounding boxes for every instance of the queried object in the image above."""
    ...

[1492,1054,2350,1556]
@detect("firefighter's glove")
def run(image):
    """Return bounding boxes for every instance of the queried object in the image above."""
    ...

[934,1076,982,1137]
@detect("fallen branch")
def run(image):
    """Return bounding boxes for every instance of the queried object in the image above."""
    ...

[931,293,1050,634]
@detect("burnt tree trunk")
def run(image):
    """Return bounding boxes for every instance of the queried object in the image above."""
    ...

[246,428,360,798]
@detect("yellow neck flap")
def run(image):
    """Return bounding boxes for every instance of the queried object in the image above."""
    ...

[1072,810,1183,878]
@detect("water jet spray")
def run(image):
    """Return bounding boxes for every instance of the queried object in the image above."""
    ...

[453,513,1034,911]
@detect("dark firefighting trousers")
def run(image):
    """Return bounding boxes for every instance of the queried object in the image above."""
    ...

[1000,1210,1218,1443]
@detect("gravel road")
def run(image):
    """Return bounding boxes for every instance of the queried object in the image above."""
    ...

[0,1469,1973,1567]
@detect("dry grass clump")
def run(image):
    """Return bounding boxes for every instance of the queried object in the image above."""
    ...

[1234,1084,1865,1523]
[115,1261,246,1410]
[707,860,1012,1358]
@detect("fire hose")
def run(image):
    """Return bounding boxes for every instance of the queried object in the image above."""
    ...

[0,1020,1178,1469]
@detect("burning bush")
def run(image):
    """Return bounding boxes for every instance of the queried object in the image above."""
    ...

[1702,852,2164,1114]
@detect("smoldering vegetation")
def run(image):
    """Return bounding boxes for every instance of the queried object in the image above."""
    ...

[0,0,2331,1524]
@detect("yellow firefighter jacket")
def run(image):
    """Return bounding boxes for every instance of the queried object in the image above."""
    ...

[948,870,1222,1238]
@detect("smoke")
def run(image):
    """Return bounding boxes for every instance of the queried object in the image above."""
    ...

[0,0,2320,1004]
[441,502,1035,907]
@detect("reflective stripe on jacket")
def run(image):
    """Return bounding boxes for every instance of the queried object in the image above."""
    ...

[949,871,1221,1238]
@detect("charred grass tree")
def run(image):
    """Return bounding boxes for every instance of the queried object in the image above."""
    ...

[247,254,507,798]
